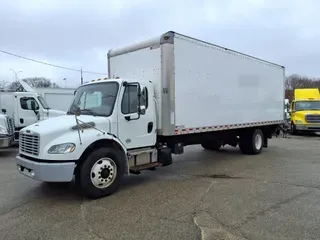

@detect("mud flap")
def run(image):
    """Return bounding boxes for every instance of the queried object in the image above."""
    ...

[263,138,268,148]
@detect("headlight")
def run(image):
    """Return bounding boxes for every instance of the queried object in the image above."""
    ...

[295,120,304,124]
[0,127,8,135]
[48,143,76,154]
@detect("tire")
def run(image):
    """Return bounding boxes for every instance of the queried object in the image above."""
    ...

[76,147,125,199]
[239,129,264,155]
[291,122,297,135]
[201,140,221,151]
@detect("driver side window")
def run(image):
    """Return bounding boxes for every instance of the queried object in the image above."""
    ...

[121,85,138,114]
[20,97,39,110]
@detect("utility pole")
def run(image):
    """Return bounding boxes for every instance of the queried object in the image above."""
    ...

[10,69,22,81]
[80,67,83,85]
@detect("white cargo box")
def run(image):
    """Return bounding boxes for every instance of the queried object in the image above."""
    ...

[108,31,285,136]
[35,88,76,112]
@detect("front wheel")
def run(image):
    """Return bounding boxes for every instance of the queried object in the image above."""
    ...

[291,122,297,135]
[76,147,125,199]
[239,129,264,155]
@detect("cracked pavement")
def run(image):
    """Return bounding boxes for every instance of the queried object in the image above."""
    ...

[0,133,320,240]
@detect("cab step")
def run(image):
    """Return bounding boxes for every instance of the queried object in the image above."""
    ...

[130,162,162,174]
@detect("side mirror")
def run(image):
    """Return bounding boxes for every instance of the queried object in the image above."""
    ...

[70,104,81,116]
[139,105,146,115]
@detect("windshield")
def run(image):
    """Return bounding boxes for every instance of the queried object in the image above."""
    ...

[37,96,50,109]
[68,82,119,117]
[295,101,320,111]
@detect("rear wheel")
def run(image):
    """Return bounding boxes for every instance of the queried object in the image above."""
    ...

[76,147,125,199]
[201,140,222,151]
[239,129,264,155]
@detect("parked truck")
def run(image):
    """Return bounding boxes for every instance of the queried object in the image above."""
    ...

[15,31,285,199]
[0,114,14,148]
[289,88,320,133]
[0,80,66,145]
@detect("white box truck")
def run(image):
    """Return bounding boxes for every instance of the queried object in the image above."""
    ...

[15,31,285,199]
[0,80,66,144]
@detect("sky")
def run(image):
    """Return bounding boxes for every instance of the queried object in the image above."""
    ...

[0,0,319,88]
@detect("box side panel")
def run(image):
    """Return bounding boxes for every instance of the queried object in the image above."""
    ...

[173,35,285,131]
[35,88,75,112]
[44,93,74,112]
[108,46,163,130]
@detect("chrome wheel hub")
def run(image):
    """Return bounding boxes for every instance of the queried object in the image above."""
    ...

[254,134,262,150]
[90,158,117,188]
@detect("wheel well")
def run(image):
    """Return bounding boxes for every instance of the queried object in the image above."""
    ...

[237,125,278,140]
[77,139,127,173]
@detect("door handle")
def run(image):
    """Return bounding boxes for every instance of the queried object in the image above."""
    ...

[147,122,153,133]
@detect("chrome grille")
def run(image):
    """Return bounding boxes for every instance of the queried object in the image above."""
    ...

[5,116,14,135]
[305,114,320,123]
[20,133,40,156]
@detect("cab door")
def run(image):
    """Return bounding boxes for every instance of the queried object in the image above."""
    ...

[15,94,40,128]
[117,83,156,149]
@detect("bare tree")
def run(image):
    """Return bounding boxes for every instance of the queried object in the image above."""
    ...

[285,74,320,101]
[8,81,23,92]
[8,77,60,91]
[22,77,59,88]
[0,80,9,90]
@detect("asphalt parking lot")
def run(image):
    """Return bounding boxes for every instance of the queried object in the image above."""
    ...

[0,133,320,240]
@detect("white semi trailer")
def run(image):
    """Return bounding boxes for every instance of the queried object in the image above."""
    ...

[15,31,285,199]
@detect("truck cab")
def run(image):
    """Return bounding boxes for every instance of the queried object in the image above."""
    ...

[0,80,66,141]
[69,78,155,149]
[13,91,63,127]
[16,78,158,198]
[289,88,320,133]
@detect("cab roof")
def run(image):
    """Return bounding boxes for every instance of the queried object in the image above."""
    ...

[81,77,150,87]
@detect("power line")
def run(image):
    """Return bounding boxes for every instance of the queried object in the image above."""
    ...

[0,49,107,75]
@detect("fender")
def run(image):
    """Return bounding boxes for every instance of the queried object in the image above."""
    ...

[78,133,130,174]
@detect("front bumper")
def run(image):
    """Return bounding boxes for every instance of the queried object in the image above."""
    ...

[15,155,76,182]
[0,135,14,148]
[295,124,320,131]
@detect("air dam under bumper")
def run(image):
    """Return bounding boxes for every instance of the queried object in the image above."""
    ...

[15,155,76,182]
[295,124,320,131]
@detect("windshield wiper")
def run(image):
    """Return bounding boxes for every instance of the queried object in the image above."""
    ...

[80,109,96,116]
